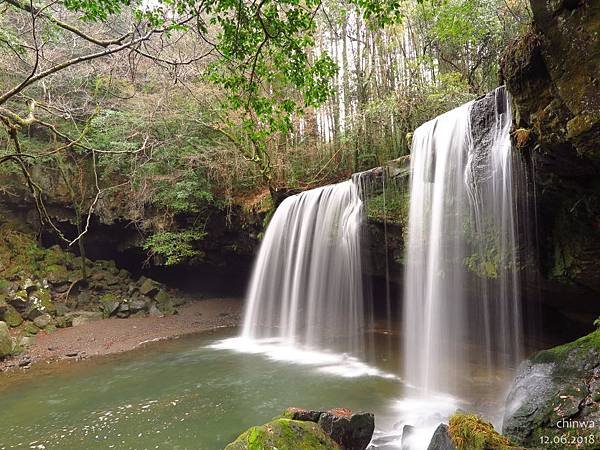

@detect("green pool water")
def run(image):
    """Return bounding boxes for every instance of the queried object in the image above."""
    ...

[0,329,405,450]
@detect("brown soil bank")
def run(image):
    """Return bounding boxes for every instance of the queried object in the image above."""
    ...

[0,298,241,372]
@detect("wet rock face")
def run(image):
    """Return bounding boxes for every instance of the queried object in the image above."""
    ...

[531,0,599,160]
[502,329,600,448]
[427,424,455,450]
[503,0,599,160]
[317,409,375,450]
[501,0,600,303]
[469,87,510,186]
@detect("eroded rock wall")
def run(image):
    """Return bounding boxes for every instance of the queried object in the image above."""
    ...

[501,0,600,324]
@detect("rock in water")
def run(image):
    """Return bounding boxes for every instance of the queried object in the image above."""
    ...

[427,424,456,450]
[224,418,340,450]
[0,321,13,358]
[401,424,415,450]
[503,328,600,448]
[318,409,375,450]
[282,407,375,450]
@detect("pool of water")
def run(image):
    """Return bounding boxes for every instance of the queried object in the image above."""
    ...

[0,328,513,449]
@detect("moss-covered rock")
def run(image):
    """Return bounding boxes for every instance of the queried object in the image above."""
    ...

[0,220,188,345]
[224,418,340,450]
[21,321,40,336]
[45,264,71,285]
[13,290,27,302]
[500,0,600,311]
[25,289,55,320]
[268,408,374,450]
[317,409,374,450]
[99,293,120,318]
[503,329,600,448]
[155,289,175,315]
[33,288,55,314]
[2,304,23,327]
[502,1,599,160]
[447,413,510,450]
[139,278,161,296]
[0,321,12,358]
[54,315,72,328]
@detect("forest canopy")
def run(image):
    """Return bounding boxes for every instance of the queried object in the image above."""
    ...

[0,0,530,265]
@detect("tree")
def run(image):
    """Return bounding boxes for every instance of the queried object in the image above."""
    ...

[0,0,404,236]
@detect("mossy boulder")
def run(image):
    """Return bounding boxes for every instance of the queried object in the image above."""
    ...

[503,329,600,448]
[0,297,8,316]
[45,264,70,285]
[317,409,374,450]
[34,289,55,314]
[9,290,28,312]
[139,278,161,296]
[21,321,39,336]
[446,413,511,450]
[155,289,175,315]
[99,293,121,318]
[278,408,375,450]
[42,245,69,267]
[24,289,55,319]
[0,321,12,358]
[2,304,23,327]
[224,418,340,450]
[55,315,72,328]
[65,311,103,327]
[499,0,600,302]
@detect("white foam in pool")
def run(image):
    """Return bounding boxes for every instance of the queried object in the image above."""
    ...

[392,393,463,449]
[209,337,398,380]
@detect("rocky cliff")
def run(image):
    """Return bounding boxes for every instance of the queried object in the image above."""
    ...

[0,164,263,295]
[503,326,600,448]
[501,0,600,326]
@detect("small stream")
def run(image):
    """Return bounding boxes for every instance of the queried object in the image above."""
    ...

[0,328,514,450]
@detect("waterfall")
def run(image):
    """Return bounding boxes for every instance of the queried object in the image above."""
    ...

[241,175,368,355]
[403,87,524,395]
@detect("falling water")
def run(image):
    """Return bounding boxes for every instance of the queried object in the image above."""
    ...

[240,175,368,356]
[403,87,524,395]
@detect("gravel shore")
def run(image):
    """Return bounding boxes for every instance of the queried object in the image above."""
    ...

[0,297,242,372]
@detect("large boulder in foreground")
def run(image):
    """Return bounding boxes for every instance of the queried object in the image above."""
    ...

[426,413,510,450]
[284,407,375,450]
[502,328,600,448]
[224,417,340,450]
[226,408,375,450]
